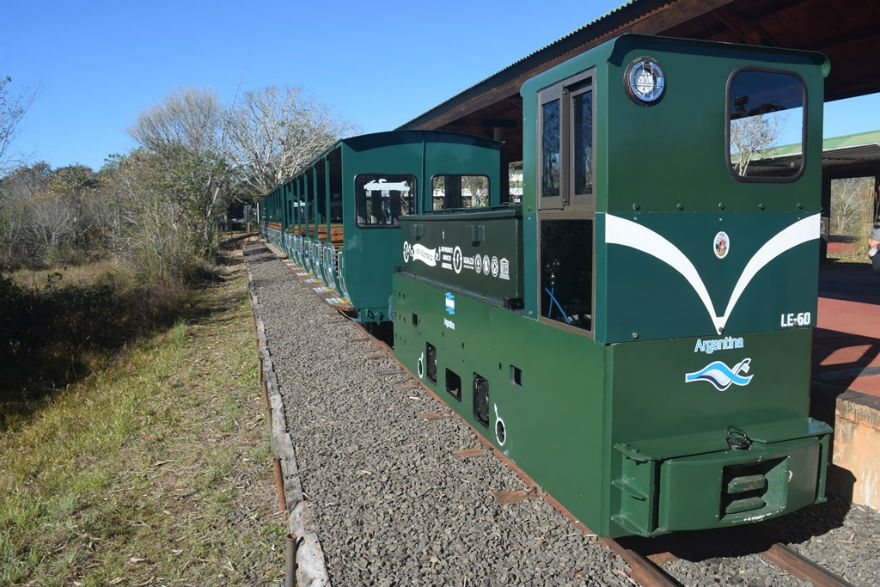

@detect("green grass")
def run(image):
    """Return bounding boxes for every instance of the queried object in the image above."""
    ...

[0,244,286,586]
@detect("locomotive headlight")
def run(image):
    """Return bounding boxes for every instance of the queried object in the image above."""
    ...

[625,58,665,104]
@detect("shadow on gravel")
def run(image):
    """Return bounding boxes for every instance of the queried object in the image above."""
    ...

[244,249,279,266]
[220,232,257,251]
[616,495,851,561]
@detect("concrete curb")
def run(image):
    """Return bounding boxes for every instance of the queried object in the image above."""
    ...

[245,244,331,587]
[830,390,880,511]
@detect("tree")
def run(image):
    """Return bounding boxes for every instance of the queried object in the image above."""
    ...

[103,149,196,282]
[29,191,75,261]
[0,163,51,268]
[45,165,102,249]
[130,88,225,155]
[0,76,37,171]
[224,86,357,197]
[0,162,105,268]
[67,84,355,283]
[128,89,233,247]
[124,89,236,281]
[830,177,875,239]
[729,111,780,177]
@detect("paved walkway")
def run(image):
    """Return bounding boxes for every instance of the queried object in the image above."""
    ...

[813,261,880,399]
[812,260,880,511]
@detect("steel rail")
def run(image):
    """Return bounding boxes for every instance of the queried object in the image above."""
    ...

[763,543,854,587]
[599,538,682,587]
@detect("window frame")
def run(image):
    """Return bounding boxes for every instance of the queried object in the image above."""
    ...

[537,69,595,211]
[538,86,563,209]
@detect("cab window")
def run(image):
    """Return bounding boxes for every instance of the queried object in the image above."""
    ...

[431,175,490,210]
[728,69,806,181]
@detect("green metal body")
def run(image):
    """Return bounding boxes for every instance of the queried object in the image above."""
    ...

[259,131,502,322]
[393,35,832,537]
[400,207,524,307]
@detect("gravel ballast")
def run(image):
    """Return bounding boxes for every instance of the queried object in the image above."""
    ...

[245,240,880,587]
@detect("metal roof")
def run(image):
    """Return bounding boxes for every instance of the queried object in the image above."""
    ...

[398,0,880,166]
[822,130,880,175]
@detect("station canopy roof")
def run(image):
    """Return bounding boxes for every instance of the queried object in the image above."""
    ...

[821,130,880,177]
[398,0,880,161]
[744,130,880,180]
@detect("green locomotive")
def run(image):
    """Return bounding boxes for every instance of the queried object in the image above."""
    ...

[392,34,832,537]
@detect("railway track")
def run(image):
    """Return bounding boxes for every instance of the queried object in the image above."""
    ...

[606,534,854,587]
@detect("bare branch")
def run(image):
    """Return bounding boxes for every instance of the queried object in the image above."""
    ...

[0,76,39,171]
[224,86,358,196]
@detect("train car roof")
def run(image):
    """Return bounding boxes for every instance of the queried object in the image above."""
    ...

[260,130,503,199]
[337,130,503,153]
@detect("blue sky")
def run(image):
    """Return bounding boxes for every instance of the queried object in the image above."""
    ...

[3,0,878,172]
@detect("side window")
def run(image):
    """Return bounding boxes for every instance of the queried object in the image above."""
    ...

[571,85,593,196]
[294,176,303,229]
[537,73,594,210]
[541,99,561,201]
[536,69,595,335]
[355,174,415,227]
[728,69,806,181]
[304,169,314,224]
[329,149,343,223]
[540,219,593,331]
[431,175,490,210]
[315,159,327,224]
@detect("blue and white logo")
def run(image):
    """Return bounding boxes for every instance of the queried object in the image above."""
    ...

[445,292,455,315]
[685,358,753,391]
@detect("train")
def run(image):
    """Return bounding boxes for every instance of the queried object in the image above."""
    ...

[260,34,832,538]
[258,131,503,323]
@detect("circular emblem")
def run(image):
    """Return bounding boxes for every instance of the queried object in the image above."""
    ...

[714,231,730,259]
[474,254,482,274]
[453,246,463,274]
[482,255,490,275]
[403,241,411,263]
[491,256,499,278]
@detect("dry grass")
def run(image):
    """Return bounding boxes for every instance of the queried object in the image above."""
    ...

[0,245,286,586]
[826,249,873,264]
[9,258,125,290]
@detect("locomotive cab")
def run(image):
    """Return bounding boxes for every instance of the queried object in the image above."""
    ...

[393,34,831,537]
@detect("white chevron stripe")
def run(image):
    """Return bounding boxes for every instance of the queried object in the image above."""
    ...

[605,215,721,331]
[719,214,819,327]
[605,213,819,334]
